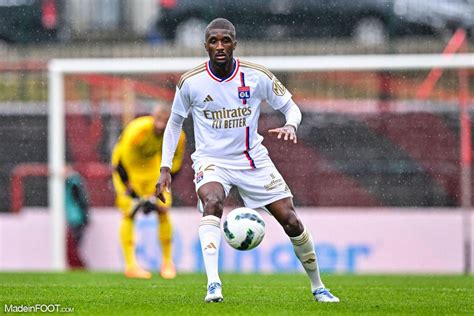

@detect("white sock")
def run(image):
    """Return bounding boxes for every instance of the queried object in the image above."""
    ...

[199,215,222,286]
[290,227,324,292]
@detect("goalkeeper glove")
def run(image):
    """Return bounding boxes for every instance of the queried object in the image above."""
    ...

[129,198,144,219]
[142,197,158,215]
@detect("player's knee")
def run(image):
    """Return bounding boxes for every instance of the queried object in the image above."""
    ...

[203,197,224,217]
[282,213,303,237]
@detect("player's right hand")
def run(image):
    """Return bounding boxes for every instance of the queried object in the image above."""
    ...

[156,167,172,203]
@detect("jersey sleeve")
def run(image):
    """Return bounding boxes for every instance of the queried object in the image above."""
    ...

[170,131,186,174]
[263,73,292,111]
[171,82,191,118]
[160,112,185,169]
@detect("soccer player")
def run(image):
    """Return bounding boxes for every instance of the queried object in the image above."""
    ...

[156,18,339,302]
[112,105,186,279]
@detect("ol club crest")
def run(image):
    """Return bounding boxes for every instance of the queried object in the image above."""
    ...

[238,86,250,100]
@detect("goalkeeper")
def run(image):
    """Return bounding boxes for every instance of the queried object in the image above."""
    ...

[112,105,186,279]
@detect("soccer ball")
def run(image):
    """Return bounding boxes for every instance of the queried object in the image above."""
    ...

[223,207,265,250]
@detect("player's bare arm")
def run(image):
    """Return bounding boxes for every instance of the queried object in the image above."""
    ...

[156,166,172,203]
[268,125,297,144]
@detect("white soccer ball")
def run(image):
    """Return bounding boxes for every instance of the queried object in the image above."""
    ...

[223,207,265,251]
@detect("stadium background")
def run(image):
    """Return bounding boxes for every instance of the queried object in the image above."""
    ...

[0,0,473,274]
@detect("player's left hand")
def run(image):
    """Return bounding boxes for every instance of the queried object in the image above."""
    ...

[268,125,297,144]
[156,167,172,203]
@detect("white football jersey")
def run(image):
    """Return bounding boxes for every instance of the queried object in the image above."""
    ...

[171,58,292,170]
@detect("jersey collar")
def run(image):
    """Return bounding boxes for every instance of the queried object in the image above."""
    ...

[206,59,240,82]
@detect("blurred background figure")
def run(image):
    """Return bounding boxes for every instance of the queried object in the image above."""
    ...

[65,164,89,269]
[111,105,186,279]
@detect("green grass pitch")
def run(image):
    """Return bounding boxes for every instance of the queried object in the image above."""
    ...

[0,272,473,315]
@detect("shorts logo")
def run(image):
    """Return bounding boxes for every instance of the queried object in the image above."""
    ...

[204,164,215,171]
[264,176,284,191]
[195,171,204,183]
[238,86,250,100]
[272,78,286,96]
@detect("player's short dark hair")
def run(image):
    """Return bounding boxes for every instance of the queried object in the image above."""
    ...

[205,18,236,40]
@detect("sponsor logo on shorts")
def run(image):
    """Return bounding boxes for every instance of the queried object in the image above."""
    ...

[264,177,285,191]
[204,164,215,171]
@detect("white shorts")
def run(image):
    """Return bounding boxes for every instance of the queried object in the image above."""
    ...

[193,162,293,212]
